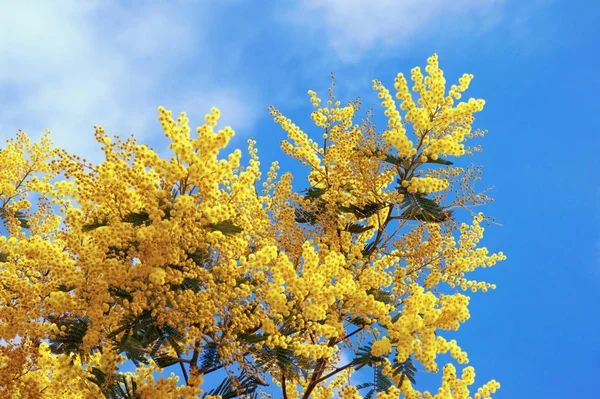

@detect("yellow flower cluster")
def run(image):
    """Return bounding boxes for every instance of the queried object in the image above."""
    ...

[270,106,324,172]
[406,176,449,194]
[373,53,488,175]
[373,79,414,158]
[418,364,500,399]
[371,336,393,357]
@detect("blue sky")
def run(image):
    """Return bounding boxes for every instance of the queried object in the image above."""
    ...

[1,0,598,397]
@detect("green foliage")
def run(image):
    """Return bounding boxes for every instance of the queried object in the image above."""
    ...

[82,210,242,235]
[352,343,417,396]
[107,310,186,367]
[295,186,388,225]
[48,316,91,361]
[207,220,243,235]
[120,211,151,227]
[199,342,222,373]
[202,370,266,399]
[356,365,393,399]
[366,288,395,305]
[339,201,386,219]
[361,241,377,257]
[424,157,453,166]
[303,186,327,200]
[81,217,109,232]
[88,368,140,399]
[397,185,451,222]
[57,284,75,293]
[294,204,322,224]
[393,356,417,386]
[0,208,30,229]
[351,343,385,371]
[345,223,374,234]
[252,344,316,382]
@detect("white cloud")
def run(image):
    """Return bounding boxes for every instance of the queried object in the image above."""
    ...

[0,1,261,164]
[289,0,505,62]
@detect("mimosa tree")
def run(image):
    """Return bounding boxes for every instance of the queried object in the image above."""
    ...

[0,54,505,399]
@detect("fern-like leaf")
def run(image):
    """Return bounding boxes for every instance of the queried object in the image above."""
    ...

[208,220,243,234]
[199,342,221,373]
[366,288,394,305]
[303,186,327,199]
[345,223,374,234]
[361,241,377,257]
[121,211,150,227]
[397,186,450,222]
[82,217,109,232]
[0,209,30,229]
[340,201,385,219]
[48,316,90,360]
[152,353,183,368]
[351,344,384,371]
[393,356,417,386]
[424,157,453,165]
[202,370,265,399]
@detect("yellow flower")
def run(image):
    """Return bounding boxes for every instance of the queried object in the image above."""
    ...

[371,336,392,357]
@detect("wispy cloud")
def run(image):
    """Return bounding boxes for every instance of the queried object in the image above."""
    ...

[0,2,261,164]
[288,0,506,62]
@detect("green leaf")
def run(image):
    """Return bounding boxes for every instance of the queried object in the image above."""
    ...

[238,332,268,344]
[82,217,109,232]
[57,284,75,293]
[361,241,377,257]
[366,288,394,305]
[393,356,417,385]
[348,315,371,328]
[0,253,8,263]
[109,286,134,301]
[14,210,29,229]
[397,186,451,222]
[373,364,393,392]
[294,207,318,224]
[345,223,374,234]
[152,354,182,368]
[202,370,265,399]
[48,316,90,360]
[0,209,30,229]
[208,220,243,234]
[254,346,295,373]
[383,153,408,167]
[121,211,150,227]
[424,157,453,166]
[199,342,221,373]
[187,247,209,267]
[108,309,186,367]
[356,382,374,390]
[170,277,203,292]
[364,146,409,168]
[303,186,327,199]
[351,344,384,371]
[340,201,386,219]
[88,368,141,399]
[357,365,393,399]
[253,345,315,381]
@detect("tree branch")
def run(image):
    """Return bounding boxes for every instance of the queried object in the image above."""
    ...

[313,361,355,385]
[282,373,289,399]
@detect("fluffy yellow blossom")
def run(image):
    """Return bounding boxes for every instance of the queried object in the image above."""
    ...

[372,336,393,357]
